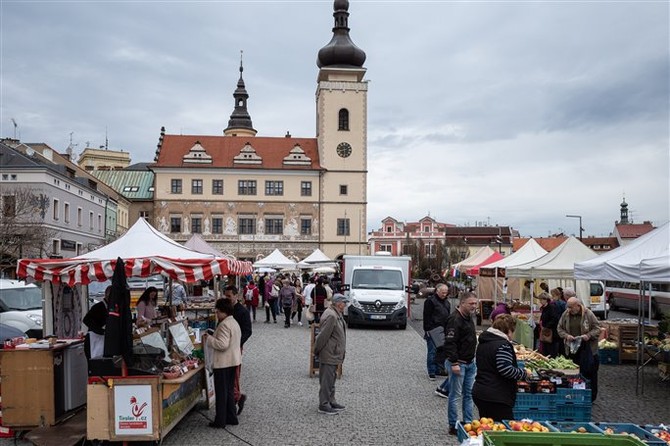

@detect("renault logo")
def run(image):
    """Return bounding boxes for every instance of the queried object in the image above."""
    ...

[374,300,382,309]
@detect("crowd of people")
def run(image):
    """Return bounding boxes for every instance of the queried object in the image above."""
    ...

[423,282,601,435]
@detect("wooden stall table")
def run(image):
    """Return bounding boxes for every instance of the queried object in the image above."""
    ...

[87,364,205,442]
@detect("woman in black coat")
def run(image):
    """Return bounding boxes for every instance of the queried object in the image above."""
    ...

[539,292,561,358]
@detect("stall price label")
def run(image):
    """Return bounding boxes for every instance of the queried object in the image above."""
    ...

[550,376,562,385]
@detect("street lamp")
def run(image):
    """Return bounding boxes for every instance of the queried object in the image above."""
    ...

[565,214,584,240]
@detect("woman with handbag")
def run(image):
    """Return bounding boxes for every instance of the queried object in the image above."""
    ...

[538,292,560,358]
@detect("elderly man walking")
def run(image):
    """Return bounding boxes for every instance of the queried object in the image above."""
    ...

[314,293,349,415]
[557,292,601,401]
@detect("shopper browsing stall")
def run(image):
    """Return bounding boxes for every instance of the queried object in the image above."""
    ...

[224,285,252,415]
[136,286,158,327]
[83,285,111,359]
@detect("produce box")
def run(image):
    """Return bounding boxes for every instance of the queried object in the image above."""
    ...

[483,431,648,446]
[555,388,591,405]
[512,409,555,421]
[515,392,555,410]
[546,421,604,434]
[555,404,591,422]
[600,348,620,365]
[502,420,557,432]
[644,425,670,444]
[594,423,666,445]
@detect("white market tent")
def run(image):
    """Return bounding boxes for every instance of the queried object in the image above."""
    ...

[452,246,496,274]
[575,221,669,282]
[184,233,232,259]
[478,239,548,301]
[297,248,337,269]
[253,248,297,269]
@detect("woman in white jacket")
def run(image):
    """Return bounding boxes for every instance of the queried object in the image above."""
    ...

[204,298,242,428]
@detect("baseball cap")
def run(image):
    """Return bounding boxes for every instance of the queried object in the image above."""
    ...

[332,293,350,304]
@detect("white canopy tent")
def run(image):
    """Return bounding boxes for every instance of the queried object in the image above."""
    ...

[451,246,496,274]
[253,249,297,270]
[184,233,233,259]
[478,239,548,301]
[641,255,670,282]
[297,248,337,269]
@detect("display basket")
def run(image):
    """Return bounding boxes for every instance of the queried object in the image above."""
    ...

[555,388,591,405]
[515,392,555,410]
[502,420,558,432]
[593,423,666,446]
[554,404,592,422]
[546,421,604,433]
[483,431,648,446]
[644,425,670,444]
[512,408,555,421]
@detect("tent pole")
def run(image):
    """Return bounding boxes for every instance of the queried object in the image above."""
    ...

[494,269,498,304]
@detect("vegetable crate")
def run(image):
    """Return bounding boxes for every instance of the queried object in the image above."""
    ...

[645,425,670,444]
[599,349,620,365]
[483,431,648,446]
[555,404,591,422]
[512,408,555,421]
[592,423,667,446]
[546,421,604,433]
[515,393,555,410]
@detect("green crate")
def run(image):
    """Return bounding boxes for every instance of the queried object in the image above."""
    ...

[483,431,648,446]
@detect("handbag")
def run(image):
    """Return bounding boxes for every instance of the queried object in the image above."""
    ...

[539,327,553,343]
[427,326,445,347]
[305,305,314,322]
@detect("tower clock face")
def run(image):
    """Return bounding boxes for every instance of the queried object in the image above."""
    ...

[336,142,352,158]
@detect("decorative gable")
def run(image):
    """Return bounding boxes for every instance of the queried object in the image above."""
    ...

[282,144,312,166]
[182,141,213,164]
[233,143,262,165]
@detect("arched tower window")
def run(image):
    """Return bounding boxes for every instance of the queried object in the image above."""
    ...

[338,108,349,131]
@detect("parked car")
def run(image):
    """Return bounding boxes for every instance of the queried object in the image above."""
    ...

[0,279,43,338]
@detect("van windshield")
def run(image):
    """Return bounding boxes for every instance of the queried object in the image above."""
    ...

[0,287,42,311]
[352,270,403,290]
[590,282,604,296]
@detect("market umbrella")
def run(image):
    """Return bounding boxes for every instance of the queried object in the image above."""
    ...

[104,257,133,367]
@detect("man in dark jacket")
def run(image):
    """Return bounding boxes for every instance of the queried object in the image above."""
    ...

[423,283,452,398]
[443,291,478,436]
[224,285,252,415]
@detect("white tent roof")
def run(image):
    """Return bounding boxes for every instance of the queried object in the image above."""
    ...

[506,236,598,280]
[253,249,297,269]
[453,246,496,272]
[301,248,334,264]
[482,238,548,271]
[575,222,669,282]
[184,234,232,259]
[641,255,670,283]
[76,218,215,260]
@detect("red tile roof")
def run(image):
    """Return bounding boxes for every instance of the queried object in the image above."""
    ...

[615,223,655,239]
[514,236,568,252]
[154,134,321,170]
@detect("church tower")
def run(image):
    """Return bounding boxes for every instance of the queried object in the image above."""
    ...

[620,196,629,224]
[316,0,368,256]
[224,53,257,137]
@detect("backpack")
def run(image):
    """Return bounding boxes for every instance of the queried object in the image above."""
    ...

[270,284,280,298]
[245,287,254,302]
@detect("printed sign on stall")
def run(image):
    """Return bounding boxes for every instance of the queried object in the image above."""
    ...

[113,384,153,436]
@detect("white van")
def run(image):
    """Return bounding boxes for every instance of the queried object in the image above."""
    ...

[589,280,608,320]
[0,279,44,338]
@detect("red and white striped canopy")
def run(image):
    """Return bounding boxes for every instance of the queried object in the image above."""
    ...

[17,255,252,287]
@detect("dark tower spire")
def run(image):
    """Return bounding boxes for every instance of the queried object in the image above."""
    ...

[620,196,629,224]
[224,51,257,137]
[317,0,366,68]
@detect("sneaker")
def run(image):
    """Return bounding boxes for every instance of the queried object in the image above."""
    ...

[428,374,436,381]
[298,321,303,326]
[318,406,339,415]
[330,402,345,411]
[434,388,449,399]
[274,320,277,323]
[448,426,457,436]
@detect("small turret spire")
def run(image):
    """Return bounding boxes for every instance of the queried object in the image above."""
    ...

[317,0,366,68]
[224,50,257,137]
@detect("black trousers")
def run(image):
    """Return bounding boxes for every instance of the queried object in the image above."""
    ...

[265,299,277,322]
[213,366,238,426]
[473,397,514,422]
[283,305,292,327]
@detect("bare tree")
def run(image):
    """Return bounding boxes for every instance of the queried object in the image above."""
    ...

[0,187,56,275]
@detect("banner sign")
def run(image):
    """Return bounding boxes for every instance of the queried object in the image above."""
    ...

[113,384,153,436]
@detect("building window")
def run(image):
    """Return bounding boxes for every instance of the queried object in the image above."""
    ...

[1,174,7,180]
[301,218,312,235]
[63,203,70,223]
[2,195,16,217]
[386,226,392,233]
[53,199,60,220]
[265,180,284,196]
[52,239,60,255]
[265,217,283,235]
[337,218,350,236]
[402,244,411,255]
[76,243,82,255]
[170,216,182,233]
[77,208,82,226]
[238,180,257,195]
[89,211,94,229]
[338,108,349,131]
[191,215,202,233]
[424,226,430,232]
[238,217,256,235]
[139,211,149,220]
[340,185,348,195]
[191,179,203,195]
[212,179,224,195]
[380,244,392,252]
[212,217,223,234]
[98,214,102,232]
[301,181,312,197]
[171,179,182,194]
[426,243,436,257]
[10,174,17,181]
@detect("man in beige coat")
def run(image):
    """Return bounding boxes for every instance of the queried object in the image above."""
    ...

[314,293,349,415]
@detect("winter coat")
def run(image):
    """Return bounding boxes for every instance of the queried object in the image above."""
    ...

[314,306,346,365]
[207,315,242,369]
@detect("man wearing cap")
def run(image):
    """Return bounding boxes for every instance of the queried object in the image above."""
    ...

[314,293,349,415]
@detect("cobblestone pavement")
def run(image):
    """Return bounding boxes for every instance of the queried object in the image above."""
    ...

[3,298,667,446]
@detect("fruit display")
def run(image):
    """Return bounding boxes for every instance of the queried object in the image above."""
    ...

[651,429,670,444]
[525,356,579,370]
[461,418,507,437]
[599,339,618,349]
[514,344,546,361]
[507,420,552,432]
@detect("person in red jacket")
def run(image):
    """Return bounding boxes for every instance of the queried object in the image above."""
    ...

[243,280,260,322]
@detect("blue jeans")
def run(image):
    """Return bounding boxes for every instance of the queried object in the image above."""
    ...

[445,360,477,428]
[425,334,438,375]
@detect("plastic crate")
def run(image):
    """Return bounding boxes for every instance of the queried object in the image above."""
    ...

[515,392,556,410]
[546,421,604,433]
[555,388,591,405]
[555,404,591,422]
[512,409,555,421]
[502,420,558,432]
[644,425,670,444]
[599,349,620,365]
[455,421,471,442]
[594,423,666,445]
[483,431,648,446]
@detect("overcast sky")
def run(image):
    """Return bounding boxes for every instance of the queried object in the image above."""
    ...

[2,1,668,238]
